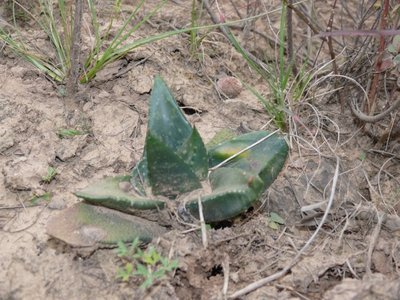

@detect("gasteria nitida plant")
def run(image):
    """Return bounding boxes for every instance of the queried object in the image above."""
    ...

[47,76,288,247]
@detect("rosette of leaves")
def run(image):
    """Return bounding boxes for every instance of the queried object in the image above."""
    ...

[47,76,288,247]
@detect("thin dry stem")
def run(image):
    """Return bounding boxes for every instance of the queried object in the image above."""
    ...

[197,196,208,249]
[66,0,83,96]
[365,209,385,275]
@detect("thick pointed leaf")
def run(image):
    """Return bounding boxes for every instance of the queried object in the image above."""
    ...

[146,133,202,198]
[208,130,288,188]
[75,176,164,211]
[178,126,208,180]
[185,168,264,222]
[47,203,167,247]
[148,76,192,151]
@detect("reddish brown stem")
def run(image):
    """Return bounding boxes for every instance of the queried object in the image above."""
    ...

[326,0,343,112]
[365,0,390,115]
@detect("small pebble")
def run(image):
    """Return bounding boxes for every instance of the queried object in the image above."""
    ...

[217,76,243,98]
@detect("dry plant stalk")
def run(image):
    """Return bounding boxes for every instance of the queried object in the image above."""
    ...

[66,0,83,103]
[366,0,390,115]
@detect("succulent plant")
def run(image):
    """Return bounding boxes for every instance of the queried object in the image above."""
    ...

[47,76,288,247]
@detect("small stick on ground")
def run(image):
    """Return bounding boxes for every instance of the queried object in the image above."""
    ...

[365,209,385,275]
[66,0,83,96]
[326,0,344,112]
[222,254,230,299]
[198,196,208,249]
[65,0,83,124]
[365,0,390,114]
[286,0,297,75]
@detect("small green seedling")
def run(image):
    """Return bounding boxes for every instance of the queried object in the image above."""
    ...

[30,192,52,205]
[42,167,58,183]
[266,212,285,230]
[359,151,366,161]
[116,238,178,289]
[57,128,84,139]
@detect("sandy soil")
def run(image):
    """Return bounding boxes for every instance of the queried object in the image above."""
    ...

[1,1,400,299]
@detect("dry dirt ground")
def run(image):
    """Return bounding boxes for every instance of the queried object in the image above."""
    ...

[1,1,400,299]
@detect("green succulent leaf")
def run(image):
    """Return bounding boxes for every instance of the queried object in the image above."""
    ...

[145,133,202,198]
[75,176,164,211]
[208,130,288,188]
[206,128,237,148]
[46,202,167,247]
[186,167,264,222]
[148,75,192,152]
[178,126,208,180]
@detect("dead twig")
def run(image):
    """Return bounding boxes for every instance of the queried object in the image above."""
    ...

[326,0,344,112]
[198,196,208,249]
[222,253,230,299]
[286,0,297,75]
[66,0,83,97]
[366,0,390,115]
[365,209,385,275]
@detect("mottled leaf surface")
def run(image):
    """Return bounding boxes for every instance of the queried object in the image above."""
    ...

[47,203,167,247]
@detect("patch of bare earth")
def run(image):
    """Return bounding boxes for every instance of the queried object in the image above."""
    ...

[1,1,400,299]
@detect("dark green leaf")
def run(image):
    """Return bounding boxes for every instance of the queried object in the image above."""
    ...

[178,126,208,180]
[186,168,264,222]
[146,133,201,198]
[208,130,288,189]
[148,76,192,152]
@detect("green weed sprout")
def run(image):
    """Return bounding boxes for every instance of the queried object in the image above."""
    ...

[116,239,178,289]
[42,166,58,183]
[57,128,84,139]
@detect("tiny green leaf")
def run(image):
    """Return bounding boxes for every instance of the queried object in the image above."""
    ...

[387,44,397,54]
[30,192,52,205]
[42,167,58,183]
[116,262,134,281]
[57,129,84,139]
[359,151,366,161]
[135,263,148,276]
[116,240,128,257]
[269,212,285,225]
[267,221,279,230]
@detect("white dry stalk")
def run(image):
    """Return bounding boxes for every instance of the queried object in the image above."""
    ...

[365,209,385,275]
[377,157,394,203]
[197,196,208,249]
[222,254,230,298]
[362,169,380,198]
[228,156,340,299]
[208,130,280,173]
